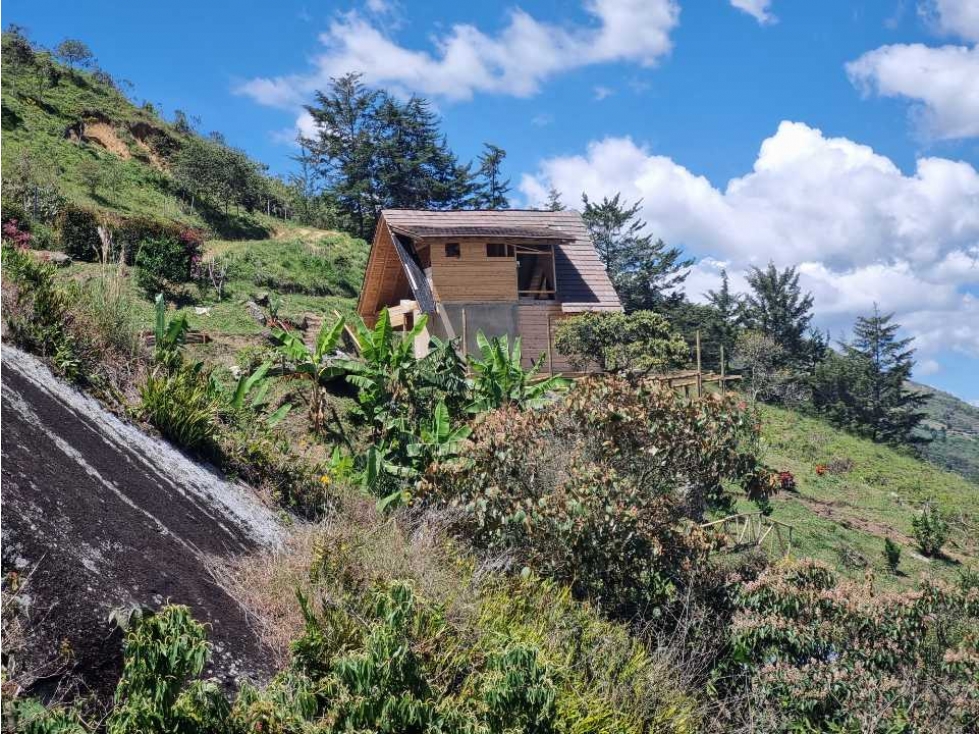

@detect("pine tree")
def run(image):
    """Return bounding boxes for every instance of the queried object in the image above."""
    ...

[305,74,473,238]
[472,144,510,209]
[843,306,929,444]
[545,186,565,211]
[741,262,814,363]
[581,193,692,312]
[705,269,741,369]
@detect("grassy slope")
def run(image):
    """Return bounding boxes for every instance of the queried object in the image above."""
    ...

[3,54,192,223]
[1,47,267,239]
[733,405,979,588]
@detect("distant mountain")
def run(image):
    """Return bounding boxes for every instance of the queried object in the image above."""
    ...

[910,381,979,483]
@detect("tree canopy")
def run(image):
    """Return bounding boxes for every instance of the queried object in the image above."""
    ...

[581,193,692,313]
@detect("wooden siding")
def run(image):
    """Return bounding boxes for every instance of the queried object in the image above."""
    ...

[429,240,518,303]
[517,304,580,374]
[381,209,622,312]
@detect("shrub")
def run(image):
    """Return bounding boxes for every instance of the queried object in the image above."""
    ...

[139,362,218,452]
[554,310,689,375]
[2,218,32,249]
[1,245,81,380]
[422,376,765,617]
[723,559,979,732]
[134,235,195,294]
[884,537,902,573]
[56,204,101,261]
[912,500,949,557]
[1,200,30,230]
[107,606,229,734]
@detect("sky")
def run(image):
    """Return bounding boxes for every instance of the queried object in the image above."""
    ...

[7,0,979,403]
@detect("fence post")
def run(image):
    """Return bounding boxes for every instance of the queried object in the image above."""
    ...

[461,308,468,358]
[695,330,703,397]
[720,344,726,380]
[546,314,554,375]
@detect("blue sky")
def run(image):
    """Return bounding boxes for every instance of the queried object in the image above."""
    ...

[8,0,979,402]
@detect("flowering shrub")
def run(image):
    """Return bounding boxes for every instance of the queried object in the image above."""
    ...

[1,218,32,249]
[724,559,979,732]
[421,376,767,617]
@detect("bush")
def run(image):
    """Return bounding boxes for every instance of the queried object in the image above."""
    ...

[139,362,218,452]
[422,376,765,617]
[1,245,81,380]
[1,199,30,229]
[554,310,689,375]
[114,216,203,266]
[56,204,101,261]
[134,235,195,295]
[884,537,902,572]
[723,559,979,732]
[912,500,949,557]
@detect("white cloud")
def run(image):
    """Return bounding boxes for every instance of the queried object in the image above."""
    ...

[520,121,979,358]
[239,0,679,114]
[847,1,979,140]
[531,113,554,127]
[729,0,776,25]
[916,358,941,376]
[593,85,615,101]
[846,43,979,140]
[919,0,979,42]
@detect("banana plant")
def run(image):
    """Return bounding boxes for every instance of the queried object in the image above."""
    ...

[338,309,430,439]
[407,401,471,463]
[272,317,345,431]
[221,362,292,428]
[467,331,569,413]
[152,293,189,369]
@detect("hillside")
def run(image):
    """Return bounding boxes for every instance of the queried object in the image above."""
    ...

[2,34,269,240]
[2,31,369,373]
[731,405,979,587]
[910,380,979,482]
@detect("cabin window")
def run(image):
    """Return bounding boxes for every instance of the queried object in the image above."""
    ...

[486,243,513,258]
[445,242,460,258]
[516,244,556,300]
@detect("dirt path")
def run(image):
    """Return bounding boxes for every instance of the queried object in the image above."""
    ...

[1,346,283,700]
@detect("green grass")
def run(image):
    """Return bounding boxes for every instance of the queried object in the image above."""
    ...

[61,231,367,338]
[739,405,979,588]
[1,43,270,239]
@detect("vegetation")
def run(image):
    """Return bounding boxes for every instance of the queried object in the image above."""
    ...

[912,500,950,557]
[581,192,692,312]
[723,560,978,732]
[812,305,929,445]
[5,25,978,734]
[554,309,689,376]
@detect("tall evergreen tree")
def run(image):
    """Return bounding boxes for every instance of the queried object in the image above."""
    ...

[842,306,928,444]
[741,262,814,363]
[581,193,692,312]
[305,73,472,239]
[705,269,741,369]
[472,144,510,209]
[545,186,565,211]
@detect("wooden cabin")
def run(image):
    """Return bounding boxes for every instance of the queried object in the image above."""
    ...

[357,209,622,372]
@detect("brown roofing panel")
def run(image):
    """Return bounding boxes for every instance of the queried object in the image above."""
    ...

[381,209,622,310]
[389,224,572,241]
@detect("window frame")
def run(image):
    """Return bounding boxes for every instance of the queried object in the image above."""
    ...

[515,243,557,299]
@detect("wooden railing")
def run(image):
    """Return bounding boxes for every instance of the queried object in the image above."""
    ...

[700,512,795,557]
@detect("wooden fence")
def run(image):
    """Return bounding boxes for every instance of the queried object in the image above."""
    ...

[700,511,795,557]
